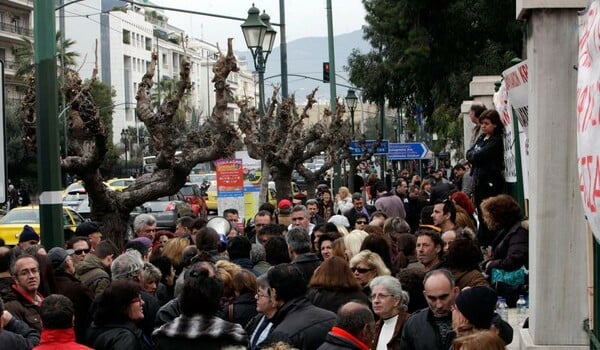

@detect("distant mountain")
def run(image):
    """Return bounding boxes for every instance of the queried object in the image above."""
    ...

[236,29,371,102]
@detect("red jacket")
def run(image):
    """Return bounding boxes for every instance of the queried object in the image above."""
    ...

[33,328,91,350]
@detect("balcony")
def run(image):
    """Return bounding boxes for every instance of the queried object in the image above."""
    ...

[2,59,19,76]
[5,0,33,11]
[0,21,33,42]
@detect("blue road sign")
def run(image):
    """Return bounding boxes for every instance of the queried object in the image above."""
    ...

[387,142,429,160]
[350,140,389,156]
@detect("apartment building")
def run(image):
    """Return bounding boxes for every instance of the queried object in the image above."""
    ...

[64,0,256,145]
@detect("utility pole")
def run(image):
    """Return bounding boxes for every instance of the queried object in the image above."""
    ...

[279,0,288,98]
[326,0,340,191]
[35,0,63,249]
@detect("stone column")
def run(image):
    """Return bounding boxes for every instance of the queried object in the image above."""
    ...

[461,100,473,154]
[517,1,588,348]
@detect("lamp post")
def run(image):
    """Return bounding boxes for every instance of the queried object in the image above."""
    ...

[241,5,277,118]
[345,89,359,193]
[121,129,129,177]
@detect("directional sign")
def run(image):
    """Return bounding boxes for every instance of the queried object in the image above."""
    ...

[350,140,389,156]
[387,142,429,160]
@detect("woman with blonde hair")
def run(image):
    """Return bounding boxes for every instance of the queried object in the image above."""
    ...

[343,229,368,260]
[349,250,390,297]
[162,237,190,275]
[334,186,353,214]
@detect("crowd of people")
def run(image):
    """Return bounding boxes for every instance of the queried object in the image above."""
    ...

[0,105,528,349]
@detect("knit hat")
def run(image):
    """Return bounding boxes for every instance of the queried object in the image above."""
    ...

[455,286,497,329]
[47,247,74,269]
[131,237,153,250]
[18,225,39,243]
[75,221,101,236]
[278,199,292,210]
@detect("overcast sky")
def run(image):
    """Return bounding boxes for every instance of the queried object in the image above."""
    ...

[155,0,367,49]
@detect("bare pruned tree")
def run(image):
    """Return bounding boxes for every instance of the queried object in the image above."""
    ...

[21,38,240,247]
[238,88,350,201]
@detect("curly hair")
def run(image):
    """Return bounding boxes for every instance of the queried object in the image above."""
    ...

[480,194,522,230]
[450,192,475,215]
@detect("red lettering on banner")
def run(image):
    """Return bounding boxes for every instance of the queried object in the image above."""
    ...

[580,155,600,213]
[518,64,528,83]
[504,71,521,90]
[577,85,600,133]
[580,18,592,68]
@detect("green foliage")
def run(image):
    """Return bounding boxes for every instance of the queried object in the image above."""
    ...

[5,102,37,183]
[347,0,523,150]
[152,76,191,133]
[14,31,79,79]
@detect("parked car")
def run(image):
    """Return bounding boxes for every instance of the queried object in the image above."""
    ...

[0,206,85,245]
[180,182,207,217]
[105,177,135,191]
[62,185,88,210]
[131,193,192,231]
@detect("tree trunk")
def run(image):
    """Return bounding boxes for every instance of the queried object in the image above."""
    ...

[274,166,293,201]
[305,180,317,200]
[98,210,133,246]
[259,162,271,205]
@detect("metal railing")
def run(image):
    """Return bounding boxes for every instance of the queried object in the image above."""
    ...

[0,21,33,37]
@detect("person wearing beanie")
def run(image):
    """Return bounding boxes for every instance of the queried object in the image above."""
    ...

[452,286,513,345]
[47,247,94,344]
[75,221,102,252]
[18,225,40,250]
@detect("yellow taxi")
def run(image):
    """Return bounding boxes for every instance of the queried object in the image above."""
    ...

[105,177,135,191]
[0,205,86,245]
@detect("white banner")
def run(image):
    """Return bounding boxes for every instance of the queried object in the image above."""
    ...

[577,2,600,242]
[502,60,530,199]
[493,81,517,183]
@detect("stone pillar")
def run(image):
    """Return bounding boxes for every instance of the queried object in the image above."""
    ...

[517,1,588,348]
[461,100,473,154]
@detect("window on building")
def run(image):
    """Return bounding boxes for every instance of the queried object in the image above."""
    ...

[123,29,131,44]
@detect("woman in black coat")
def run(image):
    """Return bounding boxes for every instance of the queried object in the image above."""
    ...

[466,109,505,247]
[86,280,152,350]
[217,269,258,327]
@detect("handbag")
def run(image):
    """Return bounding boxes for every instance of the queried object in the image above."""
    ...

[491,266,526,286]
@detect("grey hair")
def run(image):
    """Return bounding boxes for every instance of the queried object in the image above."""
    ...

[257,273,271,290]
[291,205,309,218]
[286,227,311,254]
[370,275,409,309]
[111,250,144,281]
[141,262,162,284]
[383,217,411,236]
[250,243,266,264]
[133,213,156,234]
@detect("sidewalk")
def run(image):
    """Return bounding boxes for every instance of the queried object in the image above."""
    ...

[507,308,527,349]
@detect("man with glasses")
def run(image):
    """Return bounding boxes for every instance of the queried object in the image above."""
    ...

[0,255,44,333]
[66,236,91,267]
[354,213,369,230]
[133,213,157,241]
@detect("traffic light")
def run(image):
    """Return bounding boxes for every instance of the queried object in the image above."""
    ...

[323,62,330,82]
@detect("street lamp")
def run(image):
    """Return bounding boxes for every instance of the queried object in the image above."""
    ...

[345,89,358,139]
[241,4,277,118]
[120,129,129,177]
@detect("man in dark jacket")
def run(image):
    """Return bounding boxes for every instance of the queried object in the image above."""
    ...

[0,247,13,291]
[75,240,119,296]
[400,269,459,350]
[317,301,375,350]
[47,247,94,343]
[286,228,320,284]
[0,255,44,333]
[261,263,336,350]
[227,236,259,275]
[0,296,40,349]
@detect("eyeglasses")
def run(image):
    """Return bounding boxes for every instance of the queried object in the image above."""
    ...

[356,221,367,225]
[130,296,143,304]
[73,248,90,255]
[371,293,393,300]
[255,292,269,299]
[351,267,374,274]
